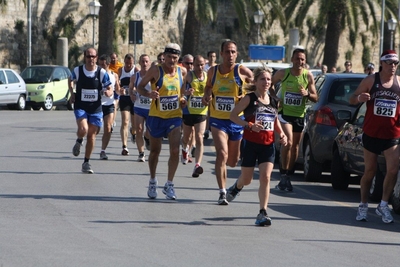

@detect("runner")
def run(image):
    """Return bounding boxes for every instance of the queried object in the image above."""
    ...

[69,47,112,173]
[137,43,187,200]
[202,40,253,205]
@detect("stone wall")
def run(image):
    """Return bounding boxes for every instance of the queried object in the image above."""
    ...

[0,0,384,73]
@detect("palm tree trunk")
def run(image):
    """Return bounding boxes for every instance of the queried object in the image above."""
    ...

[98,0,114,56]
[322,0,346,71]
[182,0,200,55]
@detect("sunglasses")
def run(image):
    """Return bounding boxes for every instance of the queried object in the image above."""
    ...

[384,60,399,65]
[86,55,97,59]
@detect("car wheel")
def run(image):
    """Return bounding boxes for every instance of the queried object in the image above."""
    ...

[42,94,53,111]
[369,166,384,202]
[303,141,322,181]
[331,149,350,190]
[16,95,26,110]
[391,177,400,214]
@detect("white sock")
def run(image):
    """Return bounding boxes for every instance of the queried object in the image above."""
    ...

[380,201,388,207]
[219,188,226,194]
[150,177,157,183]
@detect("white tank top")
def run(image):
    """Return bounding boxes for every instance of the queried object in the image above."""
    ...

[101,71,115,106]
[134,72,152,110]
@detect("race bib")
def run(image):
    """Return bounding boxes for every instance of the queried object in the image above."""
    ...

[255,112,275,131]
[159,95,179,111]
[189,96,204,109]
[81,89,98,102]
[215,96,234,112]
[284,92,302,106]
[139,95,151,105]
[373,98,396,118]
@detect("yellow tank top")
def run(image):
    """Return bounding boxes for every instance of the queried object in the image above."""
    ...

[210,64,245,119]
[149,66,183,119]
[187,71,208,115]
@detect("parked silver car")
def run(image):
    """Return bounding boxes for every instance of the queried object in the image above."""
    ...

[0,68,26,110]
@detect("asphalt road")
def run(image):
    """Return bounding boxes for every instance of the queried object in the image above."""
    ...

[0,110,399,267]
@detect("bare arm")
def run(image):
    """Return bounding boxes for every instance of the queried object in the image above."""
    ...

[229,95,251,127]
[129,74,137,102]
[349,75,374,105]
[271,69,286,97]
[113,73,120,95]
[239,65,254,85]
[304,72,318,103]
[137,65,158,99]
[202,66,216,105]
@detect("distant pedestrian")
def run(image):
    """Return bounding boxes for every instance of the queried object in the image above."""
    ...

[343,60,353,73]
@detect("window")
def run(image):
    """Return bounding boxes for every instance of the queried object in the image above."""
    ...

[5,70,19,84]
[0,71,6,84]
[53,68,67,80]
[330,80,361,104]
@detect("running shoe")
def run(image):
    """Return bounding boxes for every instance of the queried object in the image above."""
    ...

[100,151,108,160]
[138,152,145,162]
[147,180,158,199]
[191,146,196,157]
[286,177,293,192]
[81,162,94,174]
[162,183,176,200]
[121,147,129,156]
[218,192,228,205]
[226,181,241,202]
[144,137,151,151]
[192,164,203,178]
[356,204,368,221]
[376,204,394,223]
[275,175,287,191]
[255,212,272,226]
[181,149,188,165]
[72,141,82,157]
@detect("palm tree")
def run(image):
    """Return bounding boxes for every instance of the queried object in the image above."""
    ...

[114,0,284,56]
[98,0,115,57]
[283,0,399,71]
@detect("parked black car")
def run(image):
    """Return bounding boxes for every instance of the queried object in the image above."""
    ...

[283,73,367,181]
[331,103,400,214]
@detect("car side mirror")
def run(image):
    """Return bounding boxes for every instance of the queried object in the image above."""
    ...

[337,110,352,121]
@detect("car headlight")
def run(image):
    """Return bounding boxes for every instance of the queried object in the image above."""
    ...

[37,85,45,90]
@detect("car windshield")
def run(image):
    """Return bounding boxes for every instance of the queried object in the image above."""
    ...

[21,66,53,83]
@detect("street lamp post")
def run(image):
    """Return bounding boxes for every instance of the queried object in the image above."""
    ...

[253,10,264,45]
[88,1,102,47]
[388,17,397,50]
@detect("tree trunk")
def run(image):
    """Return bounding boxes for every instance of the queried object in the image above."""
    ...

[322,0,346,72]
[181,0,200,56]
[98,0,114,56]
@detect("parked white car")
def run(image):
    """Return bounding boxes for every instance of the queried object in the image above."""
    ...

[0,68,27,110]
